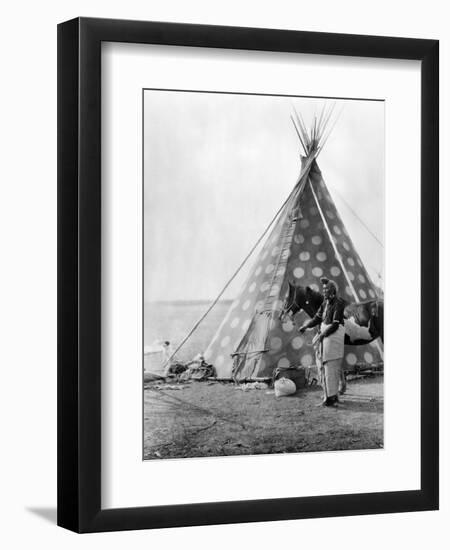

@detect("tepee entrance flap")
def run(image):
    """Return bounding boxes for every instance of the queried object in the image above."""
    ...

[231,312,271,380]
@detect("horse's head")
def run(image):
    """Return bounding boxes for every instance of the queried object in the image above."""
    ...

[302,285,324,317]
[279,281,299,321]
[279,281,317,321]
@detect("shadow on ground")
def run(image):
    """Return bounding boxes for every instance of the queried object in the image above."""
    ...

[26,507,57,525]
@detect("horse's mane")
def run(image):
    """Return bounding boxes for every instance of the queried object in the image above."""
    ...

[304,285,324,304]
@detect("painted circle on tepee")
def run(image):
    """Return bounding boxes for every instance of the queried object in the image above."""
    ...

[359,289,367,300]
[265,264,274,274]
[333,225,341,235]
[230,299,239,310]
[291,336,304,349]
[301,354,313,367]
[271,246,281,257]
[248,282,256,293]
[364,352,373,363]
[309,206,318,217]
[330,266,341,277]
[342,241,350,251]
[316,251,327,262]
[326,209,335,219]
[277,265,287,276]
[300,219,310,229]
[311,235,322,245]
[293,267,305,279]
[255,266,262,276]
[221,336,231,348]
[255,300,264,312]
[294,234,305,244]
[312,267,323,277]
[260,281,270,293]
[278,357,290,369]
[347,257,355,266]
[299,251,310,261]
[369,289,376,298]
[358,274,366,283]
[230,317,240,329]
[348,271,355,281]
[242,299,251,311]
[346,353,357,365]
[345,286,353,297]
[270,337,283,351]
[310,283,319,292]
[282,320,294,332]
[261,250,269,261]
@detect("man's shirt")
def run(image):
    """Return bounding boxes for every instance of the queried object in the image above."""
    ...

[313,296,346,326]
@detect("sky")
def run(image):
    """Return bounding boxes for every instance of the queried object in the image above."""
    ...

[143,91,384,302]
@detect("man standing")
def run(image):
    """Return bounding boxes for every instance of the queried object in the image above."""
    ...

[298,277,346,406]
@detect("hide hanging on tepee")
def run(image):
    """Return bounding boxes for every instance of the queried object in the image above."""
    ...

[203,107,383,381]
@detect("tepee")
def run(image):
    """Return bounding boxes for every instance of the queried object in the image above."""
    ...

[203,107,383,381]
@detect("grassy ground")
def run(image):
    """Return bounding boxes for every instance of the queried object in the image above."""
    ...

[143,375,383,459]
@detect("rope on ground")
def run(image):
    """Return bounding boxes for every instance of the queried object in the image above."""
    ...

[147,387,249,430]
[190,420,217,434]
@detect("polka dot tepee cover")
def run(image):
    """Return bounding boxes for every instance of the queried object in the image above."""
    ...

[204,158,383,380]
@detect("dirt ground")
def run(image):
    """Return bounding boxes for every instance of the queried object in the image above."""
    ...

[143,376,383,459]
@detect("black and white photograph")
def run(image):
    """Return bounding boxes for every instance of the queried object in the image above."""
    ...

[0,0,444,543]
[143,92,385,460]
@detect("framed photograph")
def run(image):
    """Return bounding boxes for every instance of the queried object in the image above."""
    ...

[58,17,439,532]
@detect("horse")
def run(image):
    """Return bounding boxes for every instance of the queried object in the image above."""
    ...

[280,281,384,345]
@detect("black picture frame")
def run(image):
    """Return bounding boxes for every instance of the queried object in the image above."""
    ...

[57,17,439,533]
